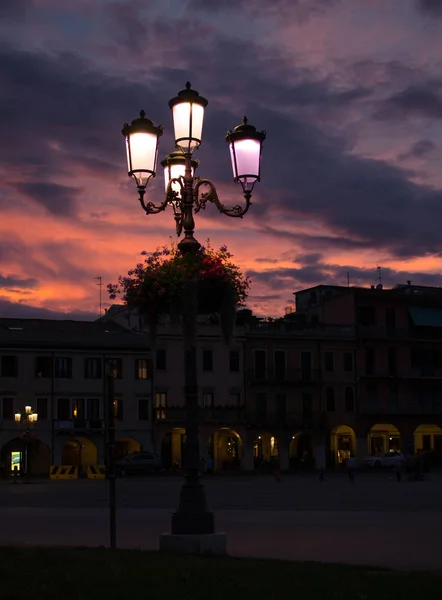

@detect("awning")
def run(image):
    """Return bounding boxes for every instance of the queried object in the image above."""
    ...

[409,306,442,327]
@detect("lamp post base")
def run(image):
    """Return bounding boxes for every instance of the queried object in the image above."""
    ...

[159,532,226,556]
[171,481,215,535]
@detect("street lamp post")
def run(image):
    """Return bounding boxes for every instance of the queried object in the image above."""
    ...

[122,83,265,540]
[15,406,38,482]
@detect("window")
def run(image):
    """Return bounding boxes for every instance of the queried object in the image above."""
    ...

[301,352,312,380]
[344,352,353,372]
[324,352,334,372]
[55,357,72,379]
[87,398,100,421]
[155,392,167,420]
[2,398,14,420]
[202,392,214,408]
[276,393,287,420]
[84,358,102,379]
[35,356,53,378]
[72,398,85,420]
[135,359,149,379]
[254,350,266,379]
[1,355,18,377]
[325,387,335,411]
[386,308,396,334]
[345,387,354,412]
[388,347,397,376]
[156,349,167,370]
[274,350,286,380]
[36,397,48,420]
[229,392,241,407]
[358,306,376,326]
[302,393,313,421]
[366,384,377,405]
[255,393,267,418]
[365,347,375,375]
[229,350,240,372]
[411,349,420,369]
[389,382,399,408]
[108,358,122,379]
[57,398,70,420]
[113,398,123,420]
[138,398,150,421]
[202,350,213,372]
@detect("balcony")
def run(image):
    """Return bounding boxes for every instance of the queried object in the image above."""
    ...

[359,403,442,416]
[243,410,327,430]
[359,369,442,380]
[248,322,355,338]
[53,419,104,432]
[247,368,320,385]
[154,406,246,424]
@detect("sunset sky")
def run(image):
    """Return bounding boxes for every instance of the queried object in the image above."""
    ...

[1,0,442,319]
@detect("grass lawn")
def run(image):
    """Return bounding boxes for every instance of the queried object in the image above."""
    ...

[0,548,440,600]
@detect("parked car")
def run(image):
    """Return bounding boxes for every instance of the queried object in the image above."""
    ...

[115,452,162,476]
[363,451,404,469]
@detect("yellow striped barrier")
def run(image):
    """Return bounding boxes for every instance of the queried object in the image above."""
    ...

[86,465,106,480]
[50,465,78,480]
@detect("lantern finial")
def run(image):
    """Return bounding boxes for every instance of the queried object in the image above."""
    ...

[186,81,191,90]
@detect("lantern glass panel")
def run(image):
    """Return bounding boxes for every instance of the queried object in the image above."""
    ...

[229,138,261,190]
[172,102,204,152]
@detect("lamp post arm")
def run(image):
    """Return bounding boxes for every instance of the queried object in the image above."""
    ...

[193,178,252,218]
[137,180,183,215]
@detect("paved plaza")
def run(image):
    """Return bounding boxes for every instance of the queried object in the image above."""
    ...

[1,471,441,571]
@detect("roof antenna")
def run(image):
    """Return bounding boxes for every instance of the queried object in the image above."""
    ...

[376,266,383,290]
[94,277,102,317]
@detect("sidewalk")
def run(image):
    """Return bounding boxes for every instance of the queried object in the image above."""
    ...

[0,507,441,572]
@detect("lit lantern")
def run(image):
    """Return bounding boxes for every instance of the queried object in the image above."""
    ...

[168,82,208,154]
[225,116,266,192]
[161,151,199,198]
[122,111,163,189]
[14,412,21,423]
[25,406,31,415]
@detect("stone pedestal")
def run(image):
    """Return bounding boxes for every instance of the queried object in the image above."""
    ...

[241,442,255,471]
[159,533,227,556]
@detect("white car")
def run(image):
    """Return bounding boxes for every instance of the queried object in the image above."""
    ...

[363,451,404,469]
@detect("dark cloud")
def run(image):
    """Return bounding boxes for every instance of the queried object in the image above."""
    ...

[255,258,280,264]
[0,275,38,290]
[294,253,323,265]
[374,81,442,120]
[0,297,96,320]
[10,182,79,216]
[247,262,442,292]
[186,0,340,20]
[0,0,32,21]
[416,0,442,17]
[398,139,436,161]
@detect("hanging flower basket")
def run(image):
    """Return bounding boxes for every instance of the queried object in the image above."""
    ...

[108,240,251,344]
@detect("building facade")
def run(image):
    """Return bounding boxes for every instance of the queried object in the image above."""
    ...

[294,283,442,464]
[0,318,152,476]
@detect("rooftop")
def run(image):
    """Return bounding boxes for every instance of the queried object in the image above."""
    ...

[0,318,150,351]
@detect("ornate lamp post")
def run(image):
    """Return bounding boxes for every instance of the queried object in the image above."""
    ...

[15,406,38,481]
[121,83,265,541]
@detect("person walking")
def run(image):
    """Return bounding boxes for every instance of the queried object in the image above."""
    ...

[347,454,357,484]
